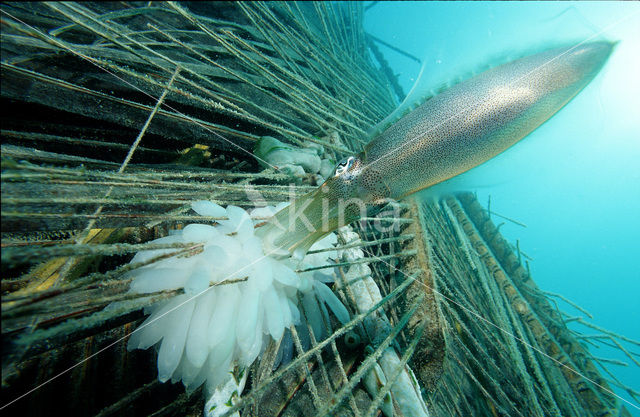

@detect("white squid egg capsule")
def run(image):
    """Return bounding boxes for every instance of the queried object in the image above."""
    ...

[182,223,220,242]
[184,264,212,295]
[129,235,182,265]
[220,205,254,242]
[191,200,226,218]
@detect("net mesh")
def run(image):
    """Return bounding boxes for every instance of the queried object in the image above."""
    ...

[1,3,637,417]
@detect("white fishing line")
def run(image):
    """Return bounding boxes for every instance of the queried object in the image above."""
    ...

[2,5,638,414]
[0,8,280,171]
[364,9,640,175]
[4,219,636,411]
[357,244,640,410]
[0,233,294,410]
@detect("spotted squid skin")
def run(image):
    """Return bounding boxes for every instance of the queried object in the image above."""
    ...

[259,41,614,255]
[346,41,615,200]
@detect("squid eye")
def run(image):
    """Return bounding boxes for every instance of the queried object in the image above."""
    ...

[334,156,355,177]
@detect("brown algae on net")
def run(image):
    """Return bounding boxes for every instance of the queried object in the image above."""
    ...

[1,3,638,417]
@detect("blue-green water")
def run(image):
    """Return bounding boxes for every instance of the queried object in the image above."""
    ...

[365,1,639,412]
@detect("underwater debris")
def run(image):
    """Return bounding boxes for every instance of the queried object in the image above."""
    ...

[336,226,430,417]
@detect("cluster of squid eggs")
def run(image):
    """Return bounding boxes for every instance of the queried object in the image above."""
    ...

[126,200,349,394]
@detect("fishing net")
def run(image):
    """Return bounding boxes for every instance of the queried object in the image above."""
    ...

[1,2,637,416]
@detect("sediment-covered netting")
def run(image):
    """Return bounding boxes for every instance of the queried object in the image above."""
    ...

[1,2,637,417]
[413,195,639,416]
[1,2,394,157]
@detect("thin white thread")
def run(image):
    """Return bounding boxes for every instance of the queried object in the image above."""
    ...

[1,4,638,413]
[0,234,291,410]
[0,9,281,171]
[357,243,640,410]
[3,219,637,410]
[365,11,639,174]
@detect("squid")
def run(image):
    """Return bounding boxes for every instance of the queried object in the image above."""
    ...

[257,41,615,256]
